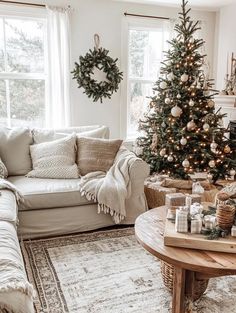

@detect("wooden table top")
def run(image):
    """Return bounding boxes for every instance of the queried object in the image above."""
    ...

[135,206,236,275]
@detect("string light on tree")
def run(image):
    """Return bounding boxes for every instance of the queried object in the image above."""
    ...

[136,0,236,181]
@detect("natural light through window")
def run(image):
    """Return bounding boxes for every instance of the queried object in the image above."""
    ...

[127,23,170,138]
[0,15,46,128]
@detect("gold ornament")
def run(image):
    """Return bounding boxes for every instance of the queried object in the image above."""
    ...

[160,148,166,157]
[224,145,231,153]
[208,100,215,108]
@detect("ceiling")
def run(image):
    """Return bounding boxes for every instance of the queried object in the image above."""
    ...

[117,0,236,11]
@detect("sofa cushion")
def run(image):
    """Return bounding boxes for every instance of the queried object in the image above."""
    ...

[32,125,109,144]
[0,127,33,175]
[27,134,79,179]
[0,221,34,313]
[0,158,8,178]
[0,190,17,224]
[77,137,123,175]
[8,176,92,210]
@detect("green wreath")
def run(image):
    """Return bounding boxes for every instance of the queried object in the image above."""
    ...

[72,43,123,103]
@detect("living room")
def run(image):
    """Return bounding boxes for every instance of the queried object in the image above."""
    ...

[0,0,236,313]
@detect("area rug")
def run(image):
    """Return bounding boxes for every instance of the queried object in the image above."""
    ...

[21,228,236,313]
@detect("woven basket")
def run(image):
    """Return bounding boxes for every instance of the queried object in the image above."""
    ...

[216,204,235,230]
[160,261,209,301]
[144,185,176,209]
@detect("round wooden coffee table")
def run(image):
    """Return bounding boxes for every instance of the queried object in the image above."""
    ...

[135,206,236,313]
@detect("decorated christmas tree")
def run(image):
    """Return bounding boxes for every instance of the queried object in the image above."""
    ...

[136,0,236,181]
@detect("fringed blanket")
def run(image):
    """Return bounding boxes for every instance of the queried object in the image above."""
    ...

[0,179,24,204]
[79,147,138,224]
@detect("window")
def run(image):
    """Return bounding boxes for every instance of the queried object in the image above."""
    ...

[123,19,170,139]
[0,9,47,128]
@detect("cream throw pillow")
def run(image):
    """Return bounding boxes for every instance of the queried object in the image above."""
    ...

[0,127,33,175]
[77,137,123,176]
[0,158,8,179]
[27,134,79,179]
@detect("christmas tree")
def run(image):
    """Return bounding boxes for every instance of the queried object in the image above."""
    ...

[136,0,236,181]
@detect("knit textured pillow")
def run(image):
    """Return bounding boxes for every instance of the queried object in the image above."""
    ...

[0,158,8,179]
[77,137,123,176]
[27,134,79,179]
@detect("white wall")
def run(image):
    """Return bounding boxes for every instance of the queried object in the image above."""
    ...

[2,0,216,138]
[216,3,236,90]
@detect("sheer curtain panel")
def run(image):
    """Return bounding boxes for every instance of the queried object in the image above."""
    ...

[46,6,71,128]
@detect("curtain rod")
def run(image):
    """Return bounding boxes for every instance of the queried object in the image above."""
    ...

[0,0,45,8]
[124,12,169,20]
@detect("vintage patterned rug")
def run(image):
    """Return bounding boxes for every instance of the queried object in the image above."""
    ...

[21,228,236,313]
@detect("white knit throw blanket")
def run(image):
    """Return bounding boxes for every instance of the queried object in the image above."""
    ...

[79,147,137,224]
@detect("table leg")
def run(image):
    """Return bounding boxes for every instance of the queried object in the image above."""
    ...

[172,267,186,313]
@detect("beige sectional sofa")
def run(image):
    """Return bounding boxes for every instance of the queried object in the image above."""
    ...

[0,125,149,312]
[1,125,149,239]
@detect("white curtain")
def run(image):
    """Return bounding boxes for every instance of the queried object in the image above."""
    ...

[46,6,71,128]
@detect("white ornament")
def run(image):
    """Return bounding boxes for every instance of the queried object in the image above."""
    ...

[180,137,187,145]
[208,100,215,108]
[160,148,166,157]
[167,72,175,81]
[209,160,216,168]
[187,120,196,131]
[171,105,183,117]
[180,73,189,82]
[189,99,194,107]
[182,159,190,168]
[160,81,167,89]
[167,155,174,162]
[203,123,210,131]
[189,37,194,44]
[177,93,181,99]
[230,169,236,176]
[165,97,171,104]
[161,122,166,127]
[210,141,218,150]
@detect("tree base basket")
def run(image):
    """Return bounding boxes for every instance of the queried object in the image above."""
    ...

[160,261,209,301]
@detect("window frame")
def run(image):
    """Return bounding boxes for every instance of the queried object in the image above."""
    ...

[121,16,170,140]
[0,4,47,128]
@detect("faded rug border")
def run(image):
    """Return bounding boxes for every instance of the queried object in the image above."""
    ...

[21,228,135,313]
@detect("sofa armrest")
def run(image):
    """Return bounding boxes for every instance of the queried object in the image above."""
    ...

[129,156,150,195]
[114,146,150,196]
